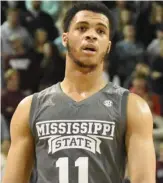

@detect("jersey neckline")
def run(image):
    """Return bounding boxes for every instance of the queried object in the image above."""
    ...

[57,82,110,106]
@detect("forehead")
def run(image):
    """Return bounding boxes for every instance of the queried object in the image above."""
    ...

[71,10,109,28]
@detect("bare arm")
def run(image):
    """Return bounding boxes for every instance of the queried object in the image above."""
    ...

[126,93,156,183]
[2,96,35,183]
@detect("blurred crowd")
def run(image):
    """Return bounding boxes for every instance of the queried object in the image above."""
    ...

[1,1,163,183]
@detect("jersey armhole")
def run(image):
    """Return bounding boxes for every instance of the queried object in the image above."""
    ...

[120,91,129,124]
[120,90,129,169]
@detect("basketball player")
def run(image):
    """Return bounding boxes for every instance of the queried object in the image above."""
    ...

[2,2,156,183]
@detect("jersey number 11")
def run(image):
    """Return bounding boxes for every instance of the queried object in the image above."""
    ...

[56,157,88,183]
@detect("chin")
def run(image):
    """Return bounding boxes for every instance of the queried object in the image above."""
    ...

[74,59,97,69]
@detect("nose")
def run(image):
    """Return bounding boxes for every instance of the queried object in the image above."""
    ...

[85,35,97,41]
[85,30,97,41]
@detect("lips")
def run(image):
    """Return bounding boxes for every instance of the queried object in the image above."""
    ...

[83,47,96,51]
[82,44,97,54]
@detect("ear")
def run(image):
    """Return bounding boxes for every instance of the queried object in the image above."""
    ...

[62,33,68,48]
[107,41,112,53]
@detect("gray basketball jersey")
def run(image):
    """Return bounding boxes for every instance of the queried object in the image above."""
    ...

[30,82,129,183]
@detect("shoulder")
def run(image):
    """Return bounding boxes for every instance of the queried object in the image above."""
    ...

[37,84,58,98]
[127,93,153,128]
[28,84,59,124]
[127,93,152,115]
[33,84,59,105]
[17,95,33,112]
[105,83,129,96]
[105,83,129,121]
[9,95,34,131]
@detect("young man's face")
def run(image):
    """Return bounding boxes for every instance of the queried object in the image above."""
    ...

[62,10,111,69]
[123,25,135,39]
[7,11,19,26]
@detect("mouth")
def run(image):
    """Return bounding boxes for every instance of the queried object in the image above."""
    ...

[82,45,97,55]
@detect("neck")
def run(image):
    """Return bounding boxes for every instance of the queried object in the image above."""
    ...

[61,56,107,93]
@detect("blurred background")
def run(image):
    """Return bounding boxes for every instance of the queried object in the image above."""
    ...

[1,1,163,182]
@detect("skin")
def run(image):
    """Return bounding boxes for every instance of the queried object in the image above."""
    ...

[2,96,34,183]
[7,10,20,28]
[2,10,156,183]
[126,94,155,183]
[61,10,111,99]
[123,25,135,42]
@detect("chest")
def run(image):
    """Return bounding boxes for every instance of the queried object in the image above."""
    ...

[36,93,120,122]
[32,92,126,155]
[33,94,122,143]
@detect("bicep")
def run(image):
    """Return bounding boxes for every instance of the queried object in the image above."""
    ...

[2,96,34,183]
[126,94,156,183]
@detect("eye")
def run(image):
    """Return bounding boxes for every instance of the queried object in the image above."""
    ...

[97,29,105,35]
[78,26,87,32]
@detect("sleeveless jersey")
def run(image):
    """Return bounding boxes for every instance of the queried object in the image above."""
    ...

[30,82,129,183]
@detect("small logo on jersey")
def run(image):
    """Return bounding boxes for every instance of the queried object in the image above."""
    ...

[36,120,116,155]
[103,100,113,107]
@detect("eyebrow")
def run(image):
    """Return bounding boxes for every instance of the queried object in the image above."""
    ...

[96,23,108,29]
[76,21,108,29]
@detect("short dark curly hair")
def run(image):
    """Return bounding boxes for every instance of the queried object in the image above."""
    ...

[63,2,115,39]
